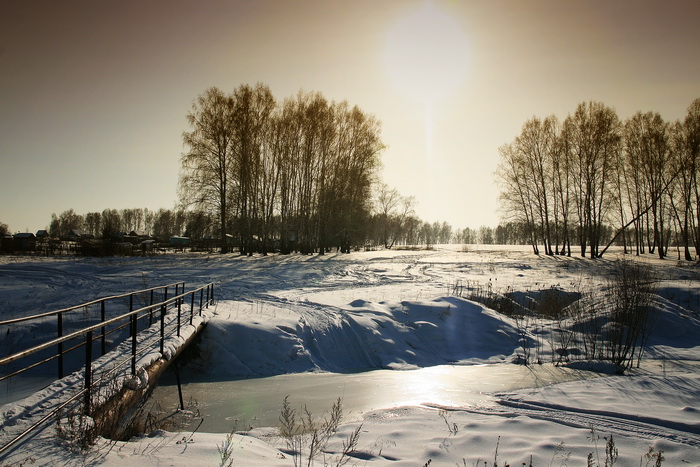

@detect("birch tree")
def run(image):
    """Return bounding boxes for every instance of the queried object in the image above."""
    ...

[562,101,621,258]
[180,87,235,252]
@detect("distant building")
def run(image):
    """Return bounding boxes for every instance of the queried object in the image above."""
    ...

[126,230,151,244]
[129,230,150,239]
[1,232,13,252]
[13,232,36,251]
[67,229,84,240]
[139,239,156,254]
[170,236,190,246]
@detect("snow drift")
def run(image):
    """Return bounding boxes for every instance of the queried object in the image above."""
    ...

[185,296,524,378]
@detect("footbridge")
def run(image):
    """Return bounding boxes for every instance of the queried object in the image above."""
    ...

[0,281,215,459]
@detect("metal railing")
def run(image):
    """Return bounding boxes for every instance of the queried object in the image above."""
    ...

[0,282,215,459]
[0,282,186,381]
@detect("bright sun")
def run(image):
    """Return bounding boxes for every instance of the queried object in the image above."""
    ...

[384,1,470,104]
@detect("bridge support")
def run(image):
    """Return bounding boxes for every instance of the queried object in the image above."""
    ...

[91,318,207,439]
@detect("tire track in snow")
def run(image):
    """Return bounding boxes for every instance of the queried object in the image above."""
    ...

[440,400,700,448]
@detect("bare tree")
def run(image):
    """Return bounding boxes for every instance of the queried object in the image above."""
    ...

[151,208,178,241]
[553,126,573,255]
[623,112,671,258]
[180,87,235,253]
[497,142,539,253]
[514,116,560,254]
[668,120,695,260]
[101,208,122,240]
[376,183,401,248]
[84,212,102,238]
[684,99,700,256]
[373,184,417,248]
[562,101,621,258]
[49,209,85,239]
[231,83,276,255]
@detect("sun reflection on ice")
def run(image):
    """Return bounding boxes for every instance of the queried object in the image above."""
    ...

[389,365,493,409]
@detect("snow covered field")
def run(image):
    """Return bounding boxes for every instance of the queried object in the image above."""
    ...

[1,245,699,466]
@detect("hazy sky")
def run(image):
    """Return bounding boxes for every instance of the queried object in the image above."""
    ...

[1,0,699,233]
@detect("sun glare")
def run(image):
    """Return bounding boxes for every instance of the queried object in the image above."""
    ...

[384,1,469,165]
[384,1,470,104]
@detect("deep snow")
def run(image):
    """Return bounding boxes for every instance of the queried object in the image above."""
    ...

[1,245,699,466]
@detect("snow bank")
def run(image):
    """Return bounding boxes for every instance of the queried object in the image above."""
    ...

[186,296,525,378]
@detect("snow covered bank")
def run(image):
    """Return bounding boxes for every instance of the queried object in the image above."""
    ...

[187,297,525,378]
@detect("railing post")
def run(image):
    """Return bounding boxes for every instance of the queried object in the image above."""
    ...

[177,295,182,337]
[190,292,195,325]
[57,312,64,379]
[163,287,168,311]
[199,288,203,315]
[149,290,154,326]
[100,301,107,355]
[160,304,166,355]
[205,285,210,308]
[211,283,214,305]
[129,294,134,336]
[84,330,93,415]
[131,313,137,375]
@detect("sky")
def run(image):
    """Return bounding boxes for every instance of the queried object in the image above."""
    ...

[1,0,699,233]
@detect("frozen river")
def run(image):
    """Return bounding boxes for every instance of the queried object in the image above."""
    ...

[149,363,594,432]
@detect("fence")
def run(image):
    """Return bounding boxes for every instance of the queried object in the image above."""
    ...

[0,282,215,458]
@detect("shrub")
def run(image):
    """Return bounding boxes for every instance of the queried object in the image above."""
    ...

[278,396,361,467]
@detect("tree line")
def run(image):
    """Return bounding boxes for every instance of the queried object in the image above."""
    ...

[40,204,469,250]
[36,205,621,250]
[497,98,700,259]
[179,84,385,254]
[46,207,213,241]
